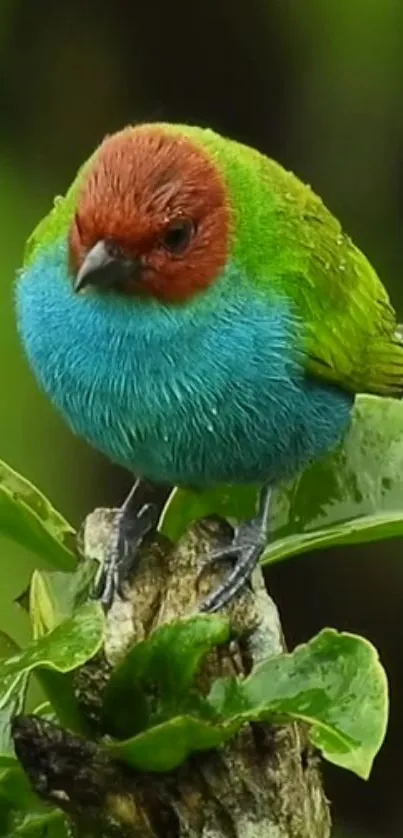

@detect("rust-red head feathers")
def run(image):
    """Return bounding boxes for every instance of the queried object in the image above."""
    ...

[69,126,230,302]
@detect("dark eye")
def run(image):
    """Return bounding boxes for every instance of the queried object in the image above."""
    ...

[160,219,195,254]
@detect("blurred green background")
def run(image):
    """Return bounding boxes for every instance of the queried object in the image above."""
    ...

[1,0,403,835]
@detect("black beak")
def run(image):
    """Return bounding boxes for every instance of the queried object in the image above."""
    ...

[74,240,141,293]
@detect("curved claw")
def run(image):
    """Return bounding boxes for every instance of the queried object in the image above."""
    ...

[92,498,163,610]
[199,484,272,613]
[199,539,265,613]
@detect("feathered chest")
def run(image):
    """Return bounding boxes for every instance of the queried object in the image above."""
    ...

[16,244,353,486]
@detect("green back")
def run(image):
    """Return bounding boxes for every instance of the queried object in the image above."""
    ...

[179,124,403,397]
[25,122,403,397]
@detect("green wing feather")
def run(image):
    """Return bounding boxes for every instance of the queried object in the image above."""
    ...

[268,186,403,397]
[192,126,403,398]
[299,209,403,397]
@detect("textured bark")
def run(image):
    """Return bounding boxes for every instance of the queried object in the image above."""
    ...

[13,508,331,838]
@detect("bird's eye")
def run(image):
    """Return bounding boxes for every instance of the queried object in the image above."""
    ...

[160,219,195,254]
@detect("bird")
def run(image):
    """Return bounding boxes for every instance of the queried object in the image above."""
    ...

[16,122,403,612]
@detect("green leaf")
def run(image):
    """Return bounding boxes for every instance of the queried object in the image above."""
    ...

[107,714,234,772]
[209,629,388,780]
[0,766,51,814]
[35,669,89,737]
[160,485,258,543]
[0,766,67,835]
[0,809,67,836]
[0,459,76,571]
[0,602,104,680]
[103,614,230,739]
[261,509,403,565]
[0,675,28,767]
[0,635,28,768]
[160,395,403,564]
[28,564,98,736]
[262,394,403,565]
[29,563,97,638]
[0,632,21,662]
[0,602,104,761]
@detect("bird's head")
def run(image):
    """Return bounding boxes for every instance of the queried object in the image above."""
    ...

[69,125,231,303]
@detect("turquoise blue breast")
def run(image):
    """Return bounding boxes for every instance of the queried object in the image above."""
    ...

[16,242,353,487]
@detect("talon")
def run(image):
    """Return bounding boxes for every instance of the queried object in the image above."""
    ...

[199,539,265,613]
[196,542,236,584]
[199,484,272,613]
[92,481,172,610]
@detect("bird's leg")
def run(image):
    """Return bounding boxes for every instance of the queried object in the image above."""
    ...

[199,483,272,614]
[93,479,172,610]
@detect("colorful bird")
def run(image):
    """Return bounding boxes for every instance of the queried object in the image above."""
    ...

[16,123,403,611]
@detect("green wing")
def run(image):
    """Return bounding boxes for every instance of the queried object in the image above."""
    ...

[292,201,403,397]
[298,208,403,397]
[211,133,403,398]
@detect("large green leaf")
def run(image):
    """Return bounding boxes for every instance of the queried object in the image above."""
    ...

[0,602,104,766]
[102,614,230,738]
[209,629,388,780]
[161,395,403,565]
[0,460,76,571]
[107,629,387,779]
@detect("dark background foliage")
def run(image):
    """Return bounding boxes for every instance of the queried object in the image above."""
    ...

[1,1,402,835]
